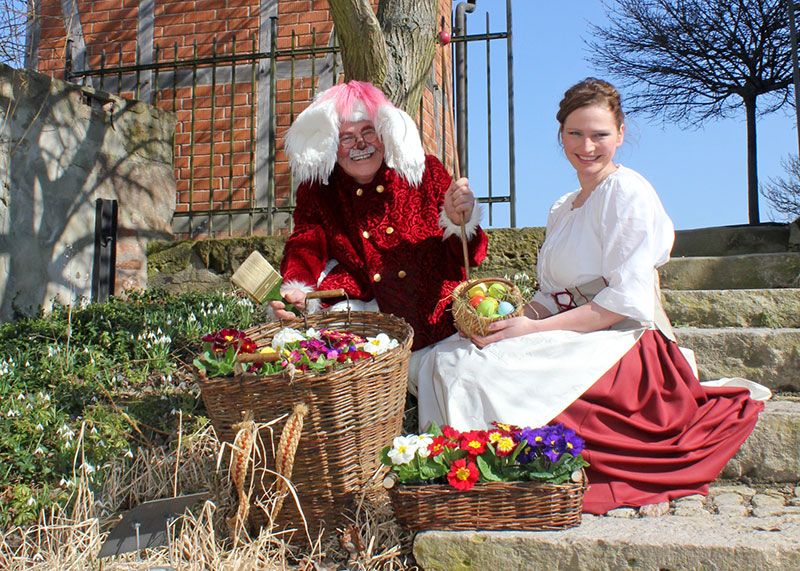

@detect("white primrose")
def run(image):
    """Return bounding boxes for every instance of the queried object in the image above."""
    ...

[362,333,399,355]
[387,435,420,465]
[271,327,307,351]
[409,433,434,458]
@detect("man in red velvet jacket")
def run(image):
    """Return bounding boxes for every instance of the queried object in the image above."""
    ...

[269,81,488,353]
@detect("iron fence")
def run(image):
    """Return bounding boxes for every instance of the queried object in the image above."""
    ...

[65,2,515,237]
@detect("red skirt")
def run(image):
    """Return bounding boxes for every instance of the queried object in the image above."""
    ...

[554,329,764,514]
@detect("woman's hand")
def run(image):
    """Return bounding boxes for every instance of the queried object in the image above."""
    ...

[471,316,539,348]
[268,287,306,320]
[444,177,475,225]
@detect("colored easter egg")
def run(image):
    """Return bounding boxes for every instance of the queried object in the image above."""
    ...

[487,282,507,299]
[469,295,485,308]
[475,297,499,317]
[497,300,515,316]
[467,283,488,298]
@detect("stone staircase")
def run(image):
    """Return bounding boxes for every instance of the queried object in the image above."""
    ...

[411,222,800,570]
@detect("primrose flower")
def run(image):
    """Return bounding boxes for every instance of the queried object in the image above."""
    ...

[271,327,307,351]
[459,430,488,456]
[447,458,479,491]
[428,436,448,457]
[387,435,419,465]
[409,433,434,458]
[362,333,399,355]
[494,435,516,457]
[442,425,461,445]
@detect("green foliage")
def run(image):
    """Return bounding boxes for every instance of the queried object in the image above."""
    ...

[0,289,256,526]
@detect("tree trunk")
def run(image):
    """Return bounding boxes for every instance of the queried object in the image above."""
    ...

[328,0,438,115]
[376,0,437,114]
[328,0,389,87]
[744,95,760,224]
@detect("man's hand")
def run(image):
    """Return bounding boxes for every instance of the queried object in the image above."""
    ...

[268,287,306,320]
[444,177,475,225]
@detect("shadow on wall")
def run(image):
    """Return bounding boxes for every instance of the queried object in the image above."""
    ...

[0,63,176,321]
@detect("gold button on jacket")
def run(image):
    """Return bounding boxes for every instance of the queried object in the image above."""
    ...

[373,273,382,282]
[376,185,385,193]
[397,270,407,278]
[356,188,364,196]
[362,230,370,239]
[385,226,394,234]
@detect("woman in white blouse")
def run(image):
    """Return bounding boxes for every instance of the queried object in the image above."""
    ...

[413,78,764,515]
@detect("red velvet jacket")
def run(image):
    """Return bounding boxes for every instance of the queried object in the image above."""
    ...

[281,155,488,350]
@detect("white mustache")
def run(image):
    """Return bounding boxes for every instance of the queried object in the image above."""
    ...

[349,145,377,160]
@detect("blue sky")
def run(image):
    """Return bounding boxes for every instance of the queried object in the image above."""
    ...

[462,1,798,230]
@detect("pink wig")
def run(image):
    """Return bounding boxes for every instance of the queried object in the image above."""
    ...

[318,80,391,125]
[285,80,425,186]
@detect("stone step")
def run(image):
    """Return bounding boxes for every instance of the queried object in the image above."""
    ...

[723,399,800,483]
[672,222,796,257]
[660,252,800,290]
[413,483,800,571]
[663,288,800,328]
[675,327,800,392]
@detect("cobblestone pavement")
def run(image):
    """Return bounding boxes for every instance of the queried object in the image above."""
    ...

[600,481,800,520]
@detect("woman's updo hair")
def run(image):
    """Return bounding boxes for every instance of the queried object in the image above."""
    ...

[556,78,625,136]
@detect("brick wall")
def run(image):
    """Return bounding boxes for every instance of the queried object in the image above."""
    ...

[35,0,456,236]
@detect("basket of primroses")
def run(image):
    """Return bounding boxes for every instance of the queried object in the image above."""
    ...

[381,421,588,531]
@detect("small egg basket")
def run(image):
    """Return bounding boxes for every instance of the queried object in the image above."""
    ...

[451,276,525,337]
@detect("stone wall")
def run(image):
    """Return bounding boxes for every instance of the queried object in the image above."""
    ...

[147,227,547,294]
[0,63,176,320]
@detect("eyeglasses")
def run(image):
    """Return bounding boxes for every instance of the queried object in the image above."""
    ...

[339,128,379,149]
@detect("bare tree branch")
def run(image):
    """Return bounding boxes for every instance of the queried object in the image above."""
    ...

[589,0,793,224]
[0,0,34,67]
[762,155,800,219]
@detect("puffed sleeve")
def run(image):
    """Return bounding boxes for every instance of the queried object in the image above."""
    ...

[591,170,674,323]
[280,182,330,288]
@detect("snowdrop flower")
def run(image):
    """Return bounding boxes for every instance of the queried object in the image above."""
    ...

[271,327,306,351]
[124,449,134,459]
[34,446,45,456]
[387,435,419,465]
[35,423,44,431]
[26,497,36,506]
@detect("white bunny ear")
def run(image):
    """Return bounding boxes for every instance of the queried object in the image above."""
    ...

[375,105,425,186]
[285,98,339,185]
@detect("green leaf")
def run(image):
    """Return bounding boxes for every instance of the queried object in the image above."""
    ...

[424,420,443,437]
[192,358,207,375]
[379,447,392,467]
[396,462,420,483]
[476,455,502,482]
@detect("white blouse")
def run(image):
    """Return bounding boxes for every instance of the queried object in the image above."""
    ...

[532,166,675,324]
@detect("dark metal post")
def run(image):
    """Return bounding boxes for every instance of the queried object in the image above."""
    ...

[91,198,118,303]
[506,0,516,227]
[454,0,476,177]
[65,38,73,81]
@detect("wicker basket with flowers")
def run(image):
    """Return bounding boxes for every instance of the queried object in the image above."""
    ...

[382,421,588,531]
